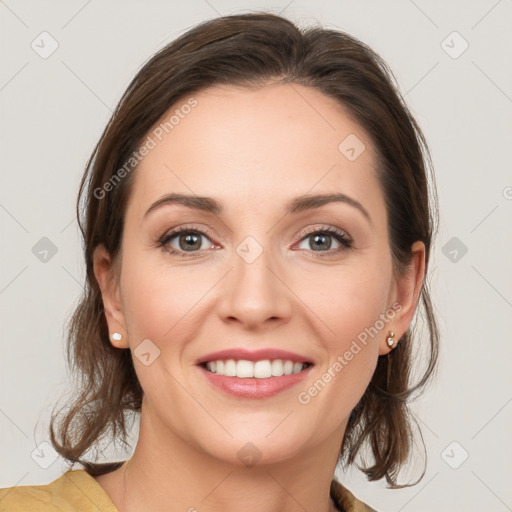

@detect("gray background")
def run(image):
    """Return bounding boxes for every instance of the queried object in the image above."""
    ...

[1,1,511,510]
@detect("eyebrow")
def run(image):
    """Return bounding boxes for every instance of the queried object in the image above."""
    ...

[143,192,372,224]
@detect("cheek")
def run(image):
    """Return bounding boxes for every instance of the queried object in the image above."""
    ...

[295,257,392,346]
[293,258,392,410]
[118,253,212,429]
[120,250,213,344]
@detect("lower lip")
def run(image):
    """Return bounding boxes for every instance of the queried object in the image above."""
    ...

[198,365,313,399]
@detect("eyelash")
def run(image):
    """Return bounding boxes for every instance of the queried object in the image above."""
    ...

[156,224,353,259]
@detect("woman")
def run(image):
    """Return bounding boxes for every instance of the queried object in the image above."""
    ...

[0,12,438,512]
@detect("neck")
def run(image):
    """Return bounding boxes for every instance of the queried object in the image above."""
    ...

[97,400,345,512]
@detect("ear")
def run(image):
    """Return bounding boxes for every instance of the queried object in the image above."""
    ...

[92,244,129,349]
[379,241,426,355]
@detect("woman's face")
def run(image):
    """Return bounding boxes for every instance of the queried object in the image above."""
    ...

[95,82,423,466]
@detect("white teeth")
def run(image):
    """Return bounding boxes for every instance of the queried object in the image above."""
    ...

[293,362,303,374]
[271,360,284,376]
[224,359,237,377]
[254,360,272,378]
[236,360,254,378]
[204,359,307,378]
[283,360,294,375]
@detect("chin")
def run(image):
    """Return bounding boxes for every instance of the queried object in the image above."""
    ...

[195,423,314,468]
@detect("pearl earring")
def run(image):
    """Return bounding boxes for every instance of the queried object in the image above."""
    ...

[386,331,396,349]
[111,332,122,341]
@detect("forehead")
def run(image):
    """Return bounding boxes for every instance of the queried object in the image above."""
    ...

[126,83,383,222]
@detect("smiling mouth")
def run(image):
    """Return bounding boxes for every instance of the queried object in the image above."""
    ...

[200,359,313,379]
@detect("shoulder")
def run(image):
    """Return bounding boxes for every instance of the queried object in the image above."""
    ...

[330,478,378,512]
[0,469,118,512]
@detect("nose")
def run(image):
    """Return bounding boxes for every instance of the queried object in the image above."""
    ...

[217,243,293,330]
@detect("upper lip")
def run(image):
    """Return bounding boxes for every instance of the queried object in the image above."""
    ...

[196,348,313,365]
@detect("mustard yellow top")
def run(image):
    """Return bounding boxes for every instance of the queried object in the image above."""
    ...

[0,469,376,512]
[0,470,117,512]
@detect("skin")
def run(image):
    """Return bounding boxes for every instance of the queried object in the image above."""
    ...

[92,82,425,512]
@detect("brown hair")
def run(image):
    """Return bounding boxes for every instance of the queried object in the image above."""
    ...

[49,12,439,487]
